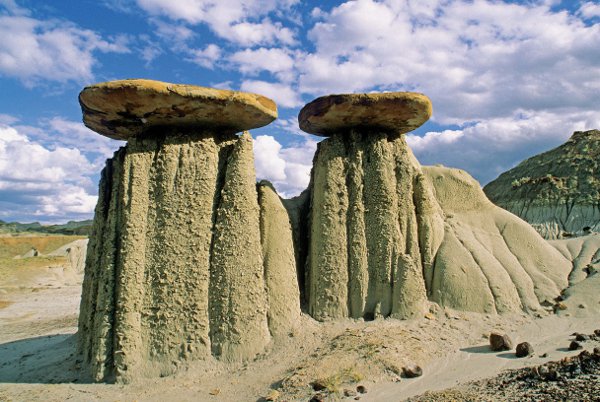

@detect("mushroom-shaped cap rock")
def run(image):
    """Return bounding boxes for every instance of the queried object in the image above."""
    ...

[298,92,431,136]
[79,79,278,140]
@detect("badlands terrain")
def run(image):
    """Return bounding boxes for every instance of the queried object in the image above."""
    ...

[1,80,599,401]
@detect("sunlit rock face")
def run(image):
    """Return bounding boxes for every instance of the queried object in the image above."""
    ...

[484,129,600,239]
[77,80,300,383]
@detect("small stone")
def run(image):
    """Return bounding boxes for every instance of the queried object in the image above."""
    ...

[578,303,586,309]
[344,389,357,397]
[402,364,423,378]
[489,332,513,351]
[516,342,534,357]
[310,393,325,402]
[575,333,589,342]
[540,353,548,358]
[544,369,561,381]
[554,302,567,312]
[424,312,436,320]
[298,92,432,136]
[594,329,600,336]
[593,347,600,355]
[356,385,367,394]
[311,380,327,391]
[209,388,220,396]
[264,389,280,401]
[569,341,583,351]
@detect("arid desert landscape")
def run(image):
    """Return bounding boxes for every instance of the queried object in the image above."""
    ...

[0,78,599,402]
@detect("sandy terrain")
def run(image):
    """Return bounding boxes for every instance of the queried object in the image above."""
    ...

[1,237,599,401]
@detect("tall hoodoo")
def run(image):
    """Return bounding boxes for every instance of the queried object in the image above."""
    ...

[78,79,300,383]
[299,92,440,320]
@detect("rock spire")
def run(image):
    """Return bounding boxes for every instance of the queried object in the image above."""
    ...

[77,79,300,383]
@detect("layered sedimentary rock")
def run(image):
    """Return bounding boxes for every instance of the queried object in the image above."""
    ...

[300,93,571,321]
[484,129,600,239]
[78,80,300,383]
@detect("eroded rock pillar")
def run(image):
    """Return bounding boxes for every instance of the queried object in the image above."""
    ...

[299,92,444,321]
[77,79,300,382]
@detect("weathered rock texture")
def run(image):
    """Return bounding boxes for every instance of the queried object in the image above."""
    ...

[301,92,571,320]
[305,141,570,320]
[298,92,431,136]
[47,239,89,273]
[80,79,278,140]
[306,132,439,320]
[78,81,300,383]
[484,129,600,239]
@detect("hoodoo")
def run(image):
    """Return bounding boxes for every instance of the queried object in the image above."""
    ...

[299,92,571,321]
[77,79,300,383]
[300,92,439,320]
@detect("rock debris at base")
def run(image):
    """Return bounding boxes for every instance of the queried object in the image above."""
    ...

[407,348,600,402]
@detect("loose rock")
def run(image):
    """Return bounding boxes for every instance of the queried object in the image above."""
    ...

[343,389,357,397]
[515,342,534,357]
[402,364,423,378]
[489,333,513,351]
[356,385,367,394]
[569,341,583,351]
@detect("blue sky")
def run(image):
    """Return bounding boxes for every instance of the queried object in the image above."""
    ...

[0,0,599,223]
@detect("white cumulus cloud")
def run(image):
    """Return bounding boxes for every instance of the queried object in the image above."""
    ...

[241,80,303,108]
[0,6,129,86]
[253,135,316,197]
[0,123,114,222]
[136,0,299,46]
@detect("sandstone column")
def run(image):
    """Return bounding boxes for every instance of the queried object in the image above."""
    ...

[298,93,444,321]
[77,79,300,382]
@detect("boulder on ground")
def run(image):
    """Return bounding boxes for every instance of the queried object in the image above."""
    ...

[516,342,534,357]
[490,332,513,351]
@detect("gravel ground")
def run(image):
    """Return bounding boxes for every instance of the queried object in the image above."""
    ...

[407,333,600,402]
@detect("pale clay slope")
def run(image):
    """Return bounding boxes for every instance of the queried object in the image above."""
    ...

[549,233,600,316]
[424,166,570,313]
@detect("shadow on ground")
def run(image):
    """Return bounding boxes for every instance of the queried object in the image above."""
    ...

[0,334,85,384]
[460,345,495,354]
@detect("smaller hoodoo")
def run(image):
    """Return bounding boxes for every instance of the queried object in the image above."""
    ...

[78,80,300,383]
[299,92,440,321]
[298,92,572,321]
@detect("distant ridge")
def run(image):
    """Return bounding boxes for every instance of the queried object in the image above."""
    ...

[484,129,600,239]
[0,219,92,236]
